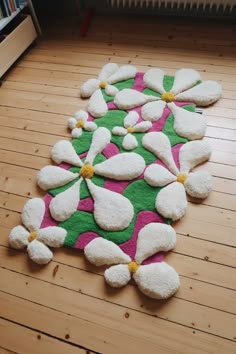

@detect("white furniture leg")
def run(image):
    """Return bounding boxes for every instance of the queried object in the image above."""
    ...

[27,0,42,35]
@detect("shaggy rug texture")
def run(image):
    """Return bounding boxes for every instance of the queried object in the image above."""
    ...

[9,64,222,299]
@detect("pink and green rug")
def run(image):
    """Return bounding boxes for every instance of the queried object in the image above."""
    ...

[9,64,222,299]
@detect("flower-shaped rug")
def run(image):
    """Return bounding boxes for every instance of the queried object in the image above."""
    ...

[9,64,222,300]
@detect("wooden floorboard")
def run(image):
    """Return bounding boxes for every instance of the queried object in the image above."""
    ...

[0,14,235,353]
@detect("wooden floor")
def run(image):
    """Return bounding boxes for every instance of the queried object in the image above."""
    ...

[0,14,236,354]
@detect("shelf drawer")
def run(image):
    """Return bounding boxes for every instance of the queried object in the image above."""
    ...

[0,15,37,78]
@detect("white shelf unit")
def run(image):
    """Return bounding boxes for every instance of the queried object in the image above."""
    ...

[0,0,41,79]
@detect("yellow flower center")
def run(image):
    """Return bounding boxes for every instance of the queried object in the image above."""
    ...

[128,261,139,274]
[177,173,187,184]
[161,92,175,103]
[79,163,95,179]
[127,127,134,134]
[76,119,85,129]
[28,231,37,243]
[99,81,107,89]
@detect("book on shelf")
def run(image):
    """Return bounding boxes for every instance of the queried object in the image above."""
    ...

[4,0,11,16]
[10,0,16,12]
[12,0,17,11]
[1,0,8,17]
[8,0,13,12]
[13,0,18,10]
[0,0,9,17]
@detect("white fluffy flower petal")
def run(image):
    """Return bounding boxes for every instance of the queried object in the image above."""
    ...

[107,65,137,84]
[142,132,179,175]
[68,117,77,129]
[95,152,145,180]
[105,84,119,96]
[133,121,152,132]
[175,80,222,106]
[27,239,53,265]
[155,182,187,221]
[179,140,212,173]
[185,171,212,199]
[105,264,131,287]
[51,140,83,167]
[122,134,138,150]
[86,180,134,231]
[168,103,207,140]
[75,110,88,121]
[9,225,29,249]
[144,164,176,187]
[84,238,131,266]
[37,227,67,247]
[84,121,97,132]
[37,166,78,190]
[135,223,176,264]
[114,89,158,110]
[87,89,108,118]
[134,262,180,299]
[71,128,83,138]
[171,68,201,95]
[22,198,45,232]
[124,111,139,128]
[143,68,165,94]
[49,178,82,222]
[80,78,100,98]
[98,63,119,81]
[141,100,166,122]
[112,126,127,136]
[85,127,111,164]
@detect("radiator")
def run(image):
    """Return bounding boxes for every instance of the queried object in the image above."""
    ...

[107,0,236,12]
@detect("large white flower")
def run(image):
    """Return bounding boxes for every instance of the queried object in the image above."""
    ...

[9,198,66,265]
[114,68,222,140]
[68,110,97,138]
[84,222,179,299]
[80,63,137,118]
[112,111,152,150]
[37,127,145,230]
[143,132,212,221]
